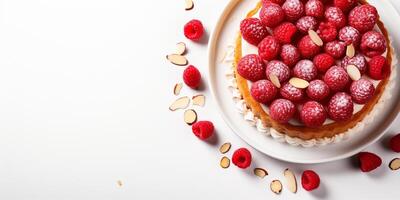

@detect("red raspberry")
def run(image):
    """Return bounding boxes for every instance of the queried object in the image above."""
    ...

[258,36,281,61]
[333,0,356,13]
[293,59,318,81]
[240,18,268,46]
[307,80,330,101]
[269,99,296,123]
[266,60,291,82]
[324,40,346,59]
[300,101,327,127]
[324,7,346,29]
[313,53,335,73]
[298,35,321,58]
[237,54,266,82]
[350,78,375,104]
[317,22,338,42]
[358,152,382,172]
[389,134,400,152]
[259,3,285,28]
[280,82,305,102]
[183,19,204,41]
[296,16,318,34]
[262,0,285,6]
[305,0,324,18]
[360,31,387,58]
[301,170,320,191]
[338,26,361,46]
[341,53,367,74]
[232,148,252,169]
[327,92,354,121]
[192,121,214,140]
[273,22,298,44]
[280,44,301,67]
[250,80,278,104]
[368,56,390,80]
[324,66,349,91]
[349,5,378,33]
[183,65,201,89]
[282,0,305,22]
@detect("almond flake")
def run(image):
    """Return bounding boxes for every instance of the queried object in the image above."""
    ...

[346,44,355,58]
[166,54,188,66]
[174,83,183,95]
[220,156,230,169]
[270,180,282,194]
[169,96,190,111]
[283,169,297,193]
[176,42,186,55]
[389,158,400,170]
[185,0,194,10]
[219,142,231,154]
[269,74,281,88]
[346,64,361,81]
[254,168,268,178]
[184,109,197,125]
[308,30,323,46]
[289,77,309,89]
[192,94,205,107]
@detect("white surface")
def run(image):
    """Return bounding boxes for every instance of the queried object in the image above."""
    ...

[0,0,399,200]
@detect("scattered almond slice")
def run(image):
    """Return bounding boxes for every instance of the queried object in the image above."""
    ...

[174,83,183,95]
[192,94,205,107]
[346,64,361,81]
[220,156,230,169]
[169,96,190,111]
[166,54,188,66]
[289,77,309,89]
[184,109,197,125]
[270,180,282,194]
[254,168,268,178]
[185,0,194,10]
[389,158,400,170]
[283,169,297,193]
[117,180,123,187]
[269,74,281,88]
[176,42,186,55]
[219,142,231,154]
[346,44,355,58]
[308,30,323,46]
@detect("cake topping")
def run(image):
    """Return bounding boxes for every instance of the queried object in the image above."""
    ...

[346,44,355,58]
[269,74,281,88]
[313,53,335,73]
[349,5,378,33]
[298,35,321,58]
[324,66,350,92]
[289,77,310,89]
[259,3,285,28]
[308,30,324,47]
[270,99,296,123]
[296,16,318,34]
[350,78,375,104]
[237,54,266,82]
[282,0,304,22]
[324,7,346,28]
[341,53,367,74]
[266,60,291,82]
[324,40,346,59]
[346,64,361,81]
[240,18,269,46]
[273,22,298,44]
[368,55,390,80]
[360,31,387,58]
[258,36,281,61]
[251,80,278,104]
[306,80,330,101]
[317,21,338,42]
[262,0,285,6]
[280,44,301,67]
[293,59,318,81]
[300,101,327,127]
[333,0,357,13]
[339,26,361,46]
[327,92,354,121]
[305,0,324,18]
[280,82,304,102]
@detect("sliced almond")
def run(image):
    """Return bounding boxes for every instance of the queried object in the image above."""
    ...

[192,94,205,107]
[117,180,123,187]
[283,169,297,193]
[174,83,183,95]
[184,109,197,125]
[289,77,309,89]
[269,74,281,88]
[169,96,190,111]
[254,168,268,178]
[166,54,188,66]
[270,180,282,194]
[219,142,231,154]
[185,0,194,11]
[176,42,186,55]
[346,44,355,58]
[308,30,323,47]
[346,64,361,81]
[389,158,400,170]
[220,156,230,169]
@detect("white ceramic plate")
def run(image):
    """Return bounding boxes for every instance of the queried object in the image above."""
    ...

[208,0,400,164]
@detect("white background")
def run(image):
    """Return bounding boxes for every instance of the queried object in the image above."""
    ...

[0,0,399,199]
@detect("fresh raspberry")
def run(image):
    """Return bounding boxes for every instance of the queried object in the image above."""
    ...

[250,80,278,104]
[237,54,266,82]
[259,3,285,28]
[358,152,382,172]
[389,134,400,153]
[338,26,361,46]
[317,22,338,43]
[298,35,321,58]
[324,40,346,59]
[300,101,327,127]
[305,0,324,18]
[313,53,335,73]
[327,92,354,121]
[269,99,296,123]
[324,66,349,91]
[333,0,356,13]
[349,5,378,33]
[296,16,318,34]
[280,44,301,67]
[183,65,201,89]
[232,148,252,169]
[258,36,281,61]
[307,80,330,101]
[368,56,390,80]
[341,53,367,74]
[262,0,285,6]
[301,170,320,191]
[266,60,291,82]
[192,121,214,140]
[240,18,269,46]
[360,31,387,58]
[280,82,305,102]
[293,59,318,81]
[273,22,298,44]
[282,0,305,22]
[350,78,375,104]
[324,7,346,28]
[183,19,204,41]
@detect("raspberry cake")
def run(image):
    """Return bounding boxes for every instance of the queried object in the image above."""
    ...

[226,0,396,146]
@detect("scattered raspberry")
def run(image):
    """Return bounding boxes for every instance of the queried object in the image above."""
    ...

[266,60,291,82]
[293,59,318,81]
[327,92,354,121]
[232,148,252,169]
[269,99,296,123]
[389,134,400,153]
[192,121,214,140]
[305,0,324,18]
[250,80,278,104]
[313,53,335,73]
[333,0,356,13]
[324,66,349,91]
[368,55,390,80]
[349,5,378,33]
[273,22,298,44]
[280,44,301,67]
[317,22,338,43]
[341,53,367,74]
[324,7,346,28]
[259,3,285,28]
[307,80,330,101]
[300,101,327,127]
[237,54,266,82]
[183,19,204,41]
[258,36,281,61]
[350,78,375,104]
[183,65,201,89]
[338,26,361,46]
[240,18,269,46]
[262,0,285,6]
[280,82,305,102]
[324,40,346,59]
[360,31,387,58]
[298,35,321,58]
[301,170,320,191]
[282,0,305,22]
[296,16,318,34]
[358,152,382,172]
